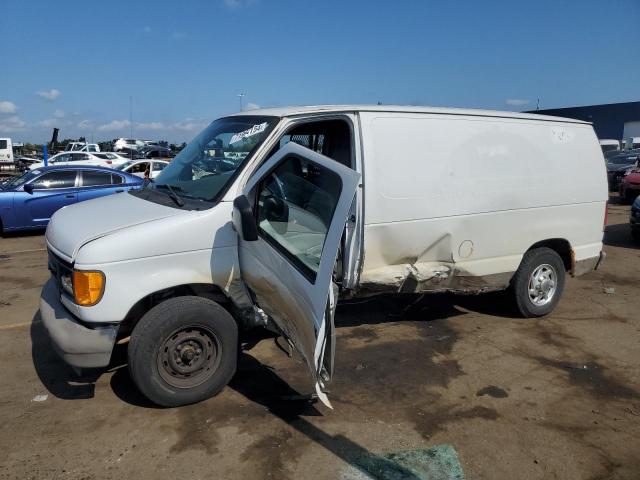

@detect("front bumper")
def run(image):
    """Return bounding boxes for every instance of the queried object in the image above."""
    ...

[40,278,118,368]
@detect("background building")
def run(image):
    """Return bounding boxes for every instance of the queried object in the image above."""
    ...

[527,101,640,140]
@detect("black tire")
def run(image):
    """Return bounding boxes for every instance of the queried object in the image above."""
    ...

[128,296,238,407]
[510,247,566,318]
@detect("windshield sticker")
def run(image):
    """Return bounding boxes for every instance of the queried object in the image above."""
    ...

[229,122,268,145]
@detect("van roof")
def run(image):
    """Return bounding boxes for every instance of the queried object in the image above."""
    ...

[231,104,589,125]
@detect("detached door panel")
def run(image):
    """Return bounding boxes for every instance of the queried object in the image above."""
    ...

[236,142,360,407]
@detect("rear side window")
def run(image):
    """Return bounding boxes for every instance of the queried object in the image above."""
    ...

[32,171,77,189]
[112,174,124,184]
[0,140,7,149]
[82,171,113,186]
[70,153,88,162]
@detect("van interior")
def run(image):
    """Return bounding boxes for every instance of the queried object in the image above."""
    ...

[263,118,355,284]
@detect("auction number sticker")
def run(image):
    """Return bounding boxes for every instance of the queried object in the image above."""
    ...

[230,122,268,145]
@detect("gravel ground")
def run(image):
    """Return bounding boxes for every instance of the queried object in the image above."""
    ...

[0,200,638,479]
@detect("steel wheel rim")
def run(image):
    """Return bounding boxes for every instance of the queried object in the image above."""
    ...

[528,263,557,306]
[157,325,221,389]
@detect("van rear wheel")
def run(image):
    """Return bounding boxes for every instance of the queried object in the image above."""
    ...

[128,296,238,407]
[511,247,565,318]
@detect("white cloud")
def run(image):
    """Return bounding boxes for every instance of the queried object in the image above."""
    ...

[245,102,260,111]
[137,122,166,130]
[38,119,59,128]
[172,32,187,40]
[224,0,257,7]
[143,26,152,33]
[97,119,131,132]
[36,89,61,101]
[54,109,65,119]
[0,115,27,132]
[0,101,17,114]
[173,119,207,131]
[77,119,93,130]
[505,99,530,107]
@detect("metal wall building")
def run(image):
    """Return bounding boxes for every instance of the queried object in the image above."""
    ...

[526,101,640,140]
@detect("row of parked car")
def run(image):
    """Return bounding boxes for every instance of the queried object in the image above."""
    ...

[8,138,174,172]
[605,148,640,201]
[27,151,170,179]
[601,144,640,243]
[0,165,145,233]
[0,143,175,232]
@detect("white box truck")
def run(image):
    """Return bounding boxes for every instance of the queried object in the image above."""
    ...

[0,138,14,164]
[623,121,640,150]
[40,105,608,407]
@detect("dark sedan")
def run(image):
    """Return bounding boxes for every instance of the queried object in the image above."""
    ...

[0,165,143,233]
[136,145,174,159]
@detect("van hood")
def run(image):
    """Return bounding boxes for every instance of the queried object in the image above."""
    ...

[46,192,182,261]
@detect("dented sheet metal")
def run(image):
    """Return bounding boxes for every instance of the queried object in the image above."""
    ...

[358,262,512,296]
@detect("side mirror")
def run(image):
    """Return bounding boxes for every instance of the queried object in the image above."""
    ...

[232,195,258,241]
[23,183,34,194]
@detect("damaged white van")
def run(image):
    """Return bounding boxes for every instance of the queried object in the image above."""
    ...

[41,105,608,407]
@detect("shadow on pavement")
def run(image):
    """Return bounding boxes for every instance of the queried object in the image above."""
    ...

[604,223,638,249]
[30,311,101,400]
[229,354,422,480]
[1,228,46,239]
[338,290,515,323]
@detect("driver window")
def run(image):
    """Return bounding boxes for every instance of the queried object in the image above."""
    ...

[255,156,342,282]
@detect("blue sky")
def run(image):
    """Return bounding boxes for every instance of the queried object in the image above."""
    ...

[1,0,638,143]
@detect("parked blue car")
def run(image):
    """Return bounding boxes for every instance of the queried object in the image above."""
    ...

[0,165,143,233]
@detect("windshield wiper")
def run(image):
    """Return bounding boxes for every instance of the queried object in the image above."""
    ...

[155,183,185,207]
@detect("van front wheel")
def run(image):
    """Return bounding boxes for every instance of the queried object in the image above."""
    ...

[128,296,238,407]
[511,247,565,318]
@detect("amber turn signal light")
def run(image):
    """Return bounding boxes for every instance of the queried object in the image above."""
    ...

[73,270,105,306]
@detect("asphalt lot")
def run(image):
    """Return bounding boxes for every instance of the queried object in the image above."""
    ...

[0,200,639,479]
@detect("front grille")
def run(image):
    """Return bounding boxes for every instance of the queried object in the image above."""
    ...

[48,250,73,296]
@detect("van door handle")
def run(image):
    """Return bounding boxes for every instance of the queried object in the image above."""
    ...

[65,194,74,198]
[115,189,123,193]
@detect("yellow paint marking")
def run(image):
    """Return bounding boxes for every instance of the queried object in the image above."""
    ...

[0,320,40,330]
[3,248,47,255]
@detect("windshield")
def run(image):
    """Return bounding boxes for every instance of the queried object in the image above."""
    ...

[151,115,278,203]
[1,170,40,189]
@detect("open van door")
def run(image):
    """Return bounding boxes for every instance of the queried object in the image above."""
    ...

[233,142,360,408]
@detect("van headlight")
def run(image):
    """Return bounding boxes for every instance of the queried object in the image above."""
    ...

[70,270,106,306]
[60,273,74,296]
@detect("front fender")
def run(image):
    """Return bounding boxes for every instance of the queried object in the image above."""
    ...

[65,245,251,324]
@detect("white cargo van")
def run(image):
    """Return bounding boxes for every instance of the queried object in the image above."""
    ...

[0,138,14,164]
[41,105,607,407]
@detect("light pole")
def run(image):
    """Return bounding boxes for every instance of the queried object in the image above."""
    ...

[237,93,244,112]
[129,95,134,138]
